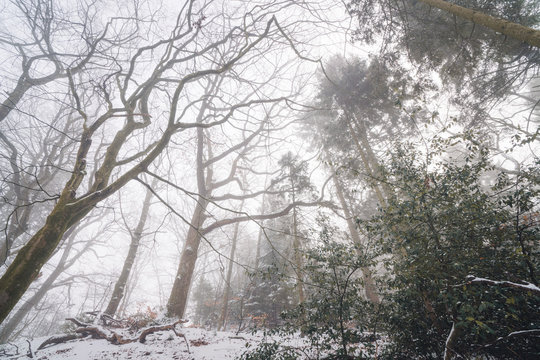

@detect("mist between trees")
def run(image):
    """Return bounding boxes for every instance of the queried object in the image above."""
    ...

[0,0,539,358]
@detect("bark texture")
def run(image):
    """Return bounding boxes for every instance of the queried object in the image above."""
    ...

[0,205,73,324]
[0,227,78,342]
[166,198,208,318]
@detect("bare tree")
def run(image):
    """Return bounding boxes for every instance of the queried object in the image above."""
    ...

[0,102,79,264]
[0,0,119,123]
[0,0,326,324]
[159,96,327,318]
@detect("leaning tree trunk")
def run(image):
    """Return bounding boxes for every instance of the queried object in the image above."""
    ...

[353,117,392,200]
[0,120,175,325]
[218,201,244,331]
[166,198,208,318]
[104,185,154,316]
[0,200,78,324]
[418,0,540,48]
[0,226,79,343]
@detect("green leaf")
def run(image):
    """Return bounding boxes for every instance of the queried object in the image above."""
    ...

[506,297,516,305]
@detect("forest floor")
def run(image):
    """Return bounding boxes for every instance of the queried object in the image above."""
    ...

[0,327,308,359]
[1,325,387,359]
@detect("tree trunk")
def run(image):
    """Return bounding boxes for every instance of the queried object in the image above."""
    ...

[0,111,175,325]
[353,116,392,200]
[346,119,386,206]
[0,80,32,123]
[166,112,210,320]
[218,200,244,331]
[418,0,540,48]
[292,204,304,304]
[332,172,380,304]
[254,223,264,272]
[104,186,154,316]
[253,190,267,272]
[166,198,208,319]
[0,226,79,342]
[0,203,75,324]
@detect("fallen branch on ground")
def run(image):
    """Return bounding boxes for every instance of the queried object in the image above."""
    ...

[37,318,190,353]
[37,334,84,350]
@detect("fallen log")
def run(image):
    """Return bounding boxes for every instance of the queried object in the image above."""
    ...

[38,318,190,352]
[37,334,84,350]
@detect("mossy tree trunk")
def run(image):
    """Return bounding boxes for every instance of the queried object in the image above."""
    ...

[0,203,75,324]
[0,227,74,342]
[0,118,176,325]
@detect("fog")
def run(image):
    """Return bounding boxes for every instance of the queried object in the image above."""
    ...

[1,1,538,358]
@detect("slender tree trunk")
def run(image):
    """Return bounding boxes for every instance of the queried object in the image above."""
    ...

[218,200,244,331]
[418,0,540,48]
[331,172,380,304]
[1,206,31,264]
[253,177,268,273]
[291,189,304,304]
[292,209,304,304]
[254,222,264,272]
[0,184,33,264]
[166,111,210,319]
[104,185,154,316]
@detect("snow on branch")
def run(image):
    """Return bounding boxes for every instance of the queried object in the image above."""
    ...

[463,275,540,295]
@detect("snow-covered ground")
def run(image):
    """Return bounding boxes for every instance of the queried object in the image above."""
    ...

[0,328,307,360]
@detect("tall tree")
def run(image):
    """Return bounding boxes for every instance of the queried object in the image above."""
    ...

[163,99,326,319]
[347,0,540,119]
[331,171,379,304]
[277,152,314,305]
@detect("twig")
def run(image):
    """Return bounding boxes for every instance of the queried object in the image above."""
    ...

[25,340,33,358]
